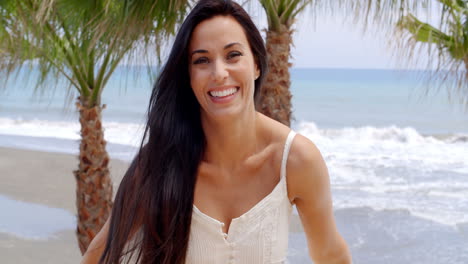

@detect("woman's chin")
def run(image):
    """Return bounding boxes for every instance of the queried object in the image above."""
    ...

[202,105,245,121]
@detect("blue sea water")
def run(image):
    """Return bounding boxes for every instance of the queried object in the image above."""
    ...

[290,68,468,134]
[1,67,467,263]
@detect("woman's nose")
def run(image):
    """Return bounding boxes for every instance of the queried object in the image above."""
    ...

[211,59,228,83]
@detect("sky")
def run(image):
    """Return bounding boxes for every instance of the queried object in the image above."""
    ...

[139,2,444,71]
[290,15,408,69]
[245,2,442,70]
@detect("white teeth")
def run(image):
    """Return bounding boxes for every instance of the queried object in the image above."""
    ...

[209,88,238,97]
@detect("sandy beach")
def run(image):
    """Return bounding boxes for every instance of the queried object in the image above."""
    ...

[0,147,128,264]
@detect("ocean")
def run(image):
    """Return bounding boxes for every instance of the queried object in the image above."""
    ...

[1,67,467,263]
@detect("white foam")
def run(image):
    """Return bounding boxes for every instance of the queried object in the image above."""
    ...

[331,192,468,227]
[296,121,468,226]
[297,121,468,174]
[0,117,145,148]
[0,195,76,240]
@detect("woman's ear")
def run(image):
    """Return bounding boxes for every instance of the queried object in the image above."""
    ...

[255,65,260,80]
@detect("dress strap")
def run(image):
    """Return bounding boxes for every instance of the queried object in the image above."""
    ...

[280,130,297,180]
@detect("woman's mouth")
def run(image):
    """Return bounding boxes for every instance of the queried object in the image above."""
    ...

[208,87,238,98]
[207,87,239,103]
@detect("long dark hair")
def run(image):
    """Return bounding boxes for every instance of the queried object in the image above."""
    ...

[100,0,267,263]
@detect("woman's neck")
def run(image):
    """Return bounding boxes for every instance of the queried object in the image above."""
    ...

[201,110,263,170]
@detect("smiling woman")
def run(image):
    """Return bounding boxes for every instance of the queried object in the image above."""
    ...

[81,0,351,264]
[189,16,260,121]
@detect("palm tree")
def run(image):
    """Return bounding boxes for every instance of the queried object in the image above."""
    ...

[255,0,436,126]
[0,0,188,253]
[256,0,312,126]
[394,0,468,105]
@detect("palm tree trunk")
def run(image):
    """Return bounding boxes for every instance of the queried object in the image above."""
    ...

[74,99,113,254]
[258,25,293,126]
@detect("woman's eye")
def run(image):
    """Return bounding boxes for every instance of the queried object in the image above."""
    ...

[227,51,242,60]
[193,57,209,64]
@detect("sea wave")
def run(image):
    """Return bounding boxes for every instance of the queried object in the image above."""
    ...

[1,117,467,174]
[296,121,468,144]
[296,121,468,173]
[0,117,145,147]
[294,121,468,226]
[1,118,467,226]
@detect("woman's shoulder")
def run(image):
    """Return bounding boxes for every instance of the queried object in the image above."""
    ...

[256,113,328,202]
[289,132,322,163]
[257,112,321,158]
[257,112,325,174]
[286,131,328,203]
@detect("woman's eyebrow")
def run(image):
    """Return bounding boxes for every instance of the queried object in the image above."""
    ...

[191,49,208,57]
[191,42,244,57]
[224,42,242,49]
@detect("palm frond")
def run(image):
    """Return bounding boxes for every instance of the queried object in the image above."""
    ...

[0,0,190,106]
[392,1,468,107]
[398,14,453,45]
[258,0,313,31]
[259,0,281,31]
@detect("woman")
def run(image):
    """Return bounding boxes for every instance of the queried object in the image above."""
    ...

[82,0,351,263]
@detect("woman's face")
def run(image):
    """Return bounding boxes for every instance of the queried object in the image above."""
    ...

[188,15,260,120]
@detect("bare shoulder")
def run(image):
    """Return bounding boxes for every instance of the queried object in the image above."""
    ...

[286,133,329,203]
[289,133,322,164]
[256,114,329,202]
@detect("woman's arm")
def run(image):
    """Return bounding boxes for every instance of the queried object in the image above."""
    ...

[288,134,352,264]
[81,216,110,264]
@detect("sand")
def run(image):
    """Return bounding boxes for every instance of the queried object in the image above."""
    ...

[0,147,129,264]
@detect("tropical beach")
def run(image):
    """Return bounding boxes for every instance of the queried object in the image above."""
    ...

[1,0,468,263]
[1,67,468,263]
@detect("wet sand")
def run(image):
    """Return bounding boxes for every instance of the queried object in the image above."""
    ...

[0,147,128,264]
